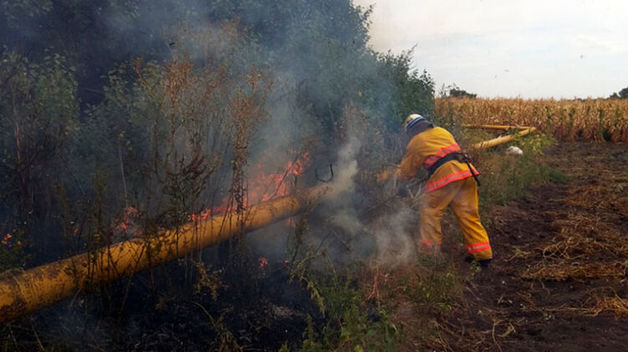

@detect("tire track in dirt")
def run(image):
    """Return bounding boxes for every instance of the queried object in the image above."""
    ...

[439,142,628,351]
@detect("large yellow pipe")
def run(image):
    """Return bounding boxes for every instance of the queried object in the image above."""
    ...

[472,126,536,150]
[0,185,330,323]
[461,124,533,131]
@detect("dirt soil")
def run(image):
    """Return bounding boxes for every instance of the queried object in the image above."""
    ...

[436,142,628,351]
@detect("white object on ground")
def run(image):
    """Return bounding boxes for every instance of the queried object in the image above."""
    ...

[506,146,523,156]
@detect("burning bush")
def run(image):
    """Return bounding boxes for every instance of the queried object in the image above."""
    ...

[0,1,438,350]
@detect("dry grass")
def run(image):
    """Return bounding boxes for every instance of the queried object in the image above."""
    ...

[544,214,626,255]
[520,261,627,281]
[541,232,627,260]
[584,295,628,318]
[520,228,628,281]
[522,294,628,319]
[505,215,627,263]
[436,97,628,142]
[516,208,628,282]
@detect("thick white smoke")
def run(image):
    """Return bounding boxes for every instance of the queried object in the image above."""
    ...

[320,121,418,268]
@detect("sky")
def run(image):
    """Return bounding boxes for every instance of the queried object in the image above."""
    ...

[353,0,628,99]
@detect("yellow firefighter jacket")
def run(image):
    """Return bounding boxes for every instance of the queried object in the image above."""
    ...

[398,126,478,193]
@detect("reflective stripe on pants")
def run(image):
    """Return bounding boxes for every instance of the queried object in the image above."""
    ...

[419,177,493,260]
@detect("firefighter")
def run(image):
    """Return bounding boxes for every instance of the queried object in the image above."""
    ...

[397,114,492,266]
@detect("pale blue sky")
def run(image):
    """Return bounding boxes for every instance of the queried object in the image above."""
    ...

[354,0,628,99]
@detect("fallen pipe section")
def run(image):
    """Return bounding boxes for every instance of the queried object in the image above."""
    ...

[463,124,536,150]
[0,185,330,323]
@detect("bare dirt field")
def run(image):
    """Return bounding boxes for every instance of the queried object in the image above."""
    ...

[438,142,628,351]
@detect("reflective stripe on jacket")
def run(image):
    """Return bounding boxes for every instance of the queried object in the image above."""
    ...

[398,126,478,193]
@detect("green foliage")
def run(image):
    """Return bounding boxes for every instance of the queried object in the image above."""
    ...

[0,1,436,349]
[449,88,477,99]
[412,263,460,313]
[288,219,399,351]
[478,133,560,208]
[194,302,243,352]
[279,341,291,352]
[0,51,79,162]
[609,87,628,99]
[437,83,477,99]
[391,255,465,317]
[374,51,435,129]
[0,49,78,263]
[0,229,27,272]
[2,0,436,159]
[299,274,398,352]
[78,45,272,229]
[0,0,52,26]
[300,315,325,352]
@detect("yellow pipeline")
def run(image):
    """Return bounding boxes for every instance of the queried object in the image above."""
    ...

[472,126,536,150]
[461,124,533,131]
[0,185,329,323]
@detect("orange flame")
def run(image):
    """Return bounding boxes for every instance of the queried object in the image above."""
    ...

[113,206,141,237]
[258,256,269,269]
[188,152,311,222]
[111,152,310,236]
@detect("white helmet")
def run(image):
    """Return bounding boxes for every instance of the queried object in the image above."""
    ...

[403,113,425,132]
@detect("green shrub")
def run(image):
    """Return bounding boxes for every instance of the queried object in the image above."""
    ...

[299,274,398,352]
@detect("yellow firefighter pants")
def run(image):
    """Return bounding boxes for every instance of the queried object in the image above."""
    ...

[417,177,493,260]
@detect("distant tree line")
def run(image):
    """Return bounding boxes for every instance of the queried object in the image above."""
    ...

[449,88,477,99]
[609,87,628,99]
[438,83,477,98]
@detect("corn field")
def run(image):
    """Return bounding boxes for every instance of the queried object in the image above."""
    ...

[435,98,628,143]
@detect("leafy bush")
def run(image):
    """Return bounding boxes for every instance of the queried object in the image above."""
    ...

[299,275,398,352]
[0,50,79,264]
[0,1,437,350]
